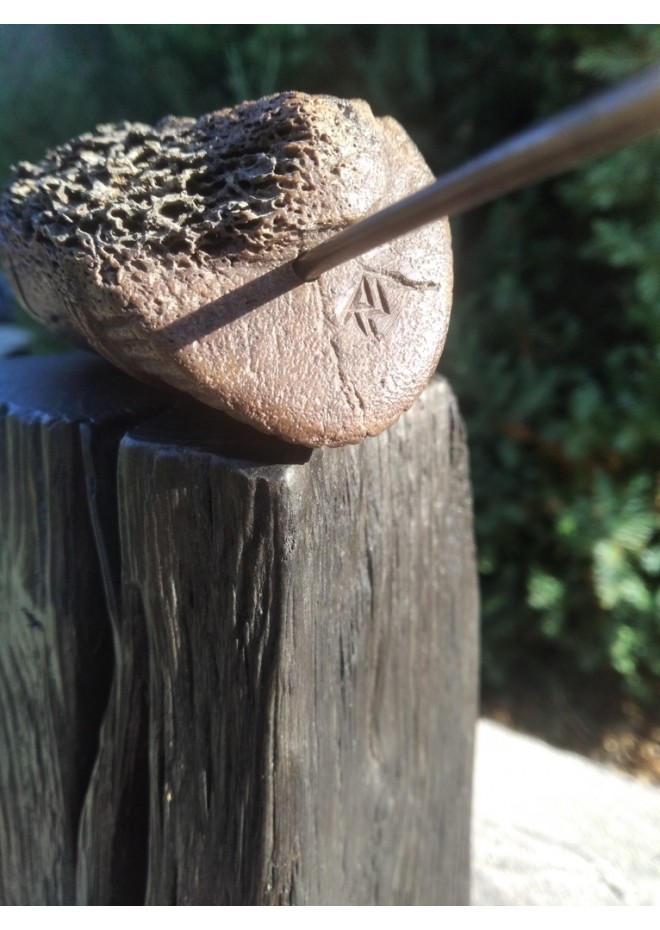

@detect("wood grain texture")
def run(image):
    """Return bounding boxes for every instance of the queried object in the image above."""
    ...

[0,353,478,905]
[0,354,166,905]
[113,375,478,904]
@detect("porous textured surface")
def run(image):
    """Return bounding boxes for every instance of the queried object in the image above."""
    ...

[0,92,452,446]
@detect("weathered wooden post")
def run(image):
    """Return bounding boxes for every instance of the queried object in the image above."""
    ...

[2,68,657,905]
[0,351,478,905]
[0,93,479,903]
[0,354,166,904]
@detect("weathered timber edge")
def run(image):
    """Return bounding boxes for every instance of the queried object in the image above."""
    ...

[0,352,479,905]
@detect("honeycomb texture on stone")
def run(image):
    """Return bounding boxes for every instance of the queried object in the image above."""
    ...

[0,92,452,447]
[3,94,391,272]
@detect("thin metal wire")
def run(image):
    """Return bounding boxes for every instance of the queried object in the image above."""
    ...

[293,65,660,282]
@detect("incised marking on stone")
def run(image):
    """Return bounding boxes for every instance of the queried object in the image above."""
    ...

[340,276,399,339]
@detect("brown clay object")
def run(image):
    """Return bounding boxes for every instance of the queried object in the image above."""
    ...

[0,92,452,446]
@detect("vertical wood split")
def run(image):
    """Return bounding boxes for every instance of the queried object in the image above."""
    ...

[0,353,478,905]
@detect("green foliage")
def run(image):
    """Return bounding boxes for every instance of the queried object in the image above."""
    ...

[1,25,659,700]
[439,26,660,700]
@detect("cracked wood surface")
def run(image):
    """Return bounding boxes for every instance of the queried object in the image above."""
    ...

[0,353,477,905]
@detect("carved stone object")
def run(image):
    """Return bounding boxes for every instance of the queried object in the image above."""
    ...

[0,93,452,446]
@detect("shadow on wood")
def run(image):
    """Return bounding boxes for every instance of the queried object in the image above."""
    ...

[0,352,478,905]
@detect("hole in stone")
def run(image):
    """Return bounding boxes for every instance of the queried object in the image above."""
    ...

[161,231,190,253]
[197,233,231,258]
[160,201,188,220]
[122,216,145,234]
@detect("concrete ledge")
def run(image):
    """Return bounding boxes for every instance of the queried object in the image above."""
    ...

[472,719,660,906]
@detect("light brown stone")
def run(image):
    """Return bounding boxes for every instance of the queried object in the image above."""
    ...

[0,92,452,446]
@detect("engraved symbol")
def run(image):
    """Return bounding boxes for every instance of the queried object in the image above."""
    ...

[341,276,398,338]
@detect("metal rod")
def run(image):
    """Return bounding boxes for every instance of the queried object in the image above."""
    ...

[293,65,660,283]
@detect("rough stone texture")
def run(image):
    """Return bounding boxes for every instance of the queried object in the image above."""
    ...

[0,352,477,905]
[0,92,452,447]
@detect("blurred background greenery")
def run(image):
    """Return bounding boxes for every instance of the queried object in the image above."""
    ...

[1,24,659,704]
